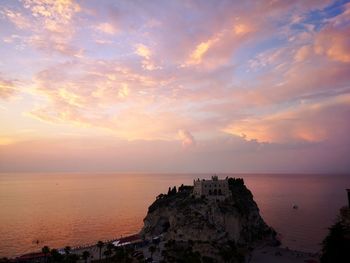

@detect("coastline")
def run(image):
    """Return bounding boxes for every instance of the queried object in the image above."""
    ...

[11,234,142,262]
[10,235,321,263]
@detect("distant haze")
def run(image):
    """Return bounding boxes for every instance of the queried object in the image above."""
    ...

[0,1,350,173]
[0,136,349,173]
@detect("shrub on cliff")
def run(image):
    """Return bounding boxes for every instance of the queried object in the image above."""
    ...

[321,221,350,263]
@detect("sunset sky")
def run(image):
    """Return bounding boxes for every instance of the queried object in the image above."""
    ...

[0,0,349,173]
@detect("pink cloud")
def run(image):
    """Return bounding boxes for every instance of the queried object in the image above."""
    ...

[0,75,17,99]
[178,129,196,148]
[0,8,30,29]
[2,0,82,56]
[94,22,118,35]
[224,94,350,143]
[1,0,349,173]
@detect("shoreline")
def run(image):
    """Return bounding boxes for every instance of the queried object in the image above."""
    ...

[7,233,142,261]
[7,233,321,263]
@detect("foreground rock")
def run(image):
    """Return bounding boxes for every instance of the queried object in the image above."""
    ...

[141,177,279,262]
[320,198,350,263]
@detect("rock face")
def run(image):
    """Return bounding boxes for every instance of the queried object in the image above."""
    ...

[141,178,277,247]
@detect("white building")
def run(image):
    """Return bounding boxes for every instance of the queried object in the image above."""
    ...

[193,175,231,199]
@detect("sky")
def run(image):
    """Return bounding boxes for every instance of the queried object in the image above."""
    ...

[0,0,349,173]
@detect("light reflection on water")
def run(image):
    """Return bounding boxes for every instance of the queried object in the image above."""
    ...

[0,173,348,257]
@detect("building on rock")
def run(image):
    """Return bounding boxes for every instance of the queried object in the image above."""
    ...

[193,175,231,199]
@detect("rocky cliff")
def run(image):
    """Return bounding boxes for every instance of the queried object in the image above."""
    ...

[141,178,278,262]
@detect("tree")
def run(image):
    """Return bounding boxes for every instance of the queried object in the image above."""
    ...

[179,184,184,192]
[113,247,125,262]
[41,246,50,263]
[149,245,156,259]
[321,221,350,263]
[97,241,104,261]
[105,243,115,261]
[156,193,164,199]
[50,249,63,262]
[82,251,90,263]
[103,250,112,262]
[219,248,233,263]
[64,246,71,255]
[66,254,79,263]
[106,242,115,252]
[202,256,214,263]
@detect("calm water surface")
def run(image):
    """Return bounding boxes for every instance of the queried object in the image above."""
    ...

[0,173,348,257]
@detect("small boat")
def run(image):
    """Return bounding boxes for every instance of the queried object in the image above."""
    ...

[292,204,298,209]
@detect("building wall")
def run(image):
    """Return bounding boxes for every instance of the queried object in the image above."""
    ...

[193,176,231,199]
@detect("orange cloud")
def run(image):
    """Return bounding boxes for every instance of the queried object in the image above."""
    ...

[23,0,81,24]
[186,37,218,65]
[294,45,312,62]
[135,44,151,59]
[233,23,251,35]
[313,4,350,63]
[134,44,160,70]
[315,31,350,63]
[183,19,257,69]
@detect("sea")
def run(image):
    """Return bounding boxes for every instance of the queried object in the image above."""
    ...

[0,173,349,257]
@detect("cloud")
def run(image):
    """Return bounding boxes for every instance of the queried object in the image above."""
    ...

[224,94,350,143]
[135,44,151,59]
[28,34,83,56]
[314,26,350,63]
[1,0,350,173]
[1,8,30,29]
[1,134,349,173]
[186,37,219,66]
[2,0,82,56]
[294,45,312,62]
[94,22,118,35]
[21,1,350,144]
[0,76,17,99]
[134,44,160,70]
[178,129,196,148]
[25,59,192,140]
[22,0,81,29]
[294,3,350,63]
[233,23,251,35]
